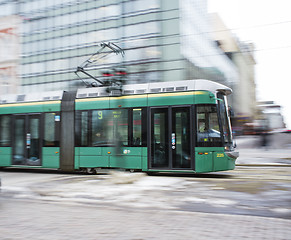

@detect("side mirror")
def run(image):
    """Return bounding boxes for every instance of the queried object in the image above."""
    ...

[228,106,234,117]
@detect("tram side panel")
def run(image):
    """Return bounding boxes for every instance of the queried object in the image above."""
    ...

[73,89,237,173]
[0,145,11,167]
[40,103,62,169]
[0,100,62,168]
[109,95,148,171]
[74,95,148,171]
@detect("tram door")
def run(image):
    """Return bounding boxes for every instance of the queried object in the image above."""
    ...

[12,114,41,166]
[150,107,191,169]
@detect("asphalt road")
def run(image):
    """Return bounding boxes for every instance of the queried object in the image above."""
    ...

[1,165,291,218]
[0,165,291,239]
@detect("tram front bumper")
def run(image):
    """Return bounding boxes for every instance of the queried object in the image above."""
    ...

[225,151,239,159]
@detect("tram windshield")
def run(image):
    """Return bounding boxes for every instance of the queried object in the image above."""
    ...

[196,93,233,148]
[217,93,233,147]
[196,105,222,147]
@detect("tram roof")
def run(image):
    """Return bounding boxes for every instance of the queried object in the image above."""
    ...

[0,90,64,104]
[76,79,232,99]
[0,80,231,104]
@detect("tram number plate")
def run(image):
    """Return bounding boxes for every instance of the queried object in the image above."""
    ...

[217,153,224,157]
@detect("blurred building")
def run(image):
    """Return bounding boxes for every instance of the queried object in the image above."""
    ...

[0,0,238,94]
[209,13,256,133]
[0,15,21,95]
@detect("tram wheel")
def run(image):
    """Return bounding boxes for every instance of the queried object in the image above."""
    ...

[90,168,97,175]
[146,171,156,176]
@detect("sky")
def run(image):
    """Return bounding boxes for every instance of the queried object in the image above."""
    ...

[208,0,291,129]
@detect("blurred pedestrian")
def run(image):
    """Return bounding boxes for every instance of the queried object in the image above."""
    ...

[260,130,269,149]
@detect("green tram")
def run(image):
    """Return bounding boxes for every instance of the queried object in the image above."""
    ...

[0,80,239,173]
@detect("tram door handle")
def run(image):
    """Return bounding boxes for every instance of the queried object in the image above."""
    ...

[26,133,31,149]
[172,133,176,150]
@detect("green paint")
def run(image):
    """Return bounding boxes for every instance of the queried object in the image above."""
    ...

[42,156,60,168]
[79,156,109,168]
[195,152,213,173]
[0,147,11,166]
[42,147,60,168]
[0,102,61,114]
[75,98,109,110]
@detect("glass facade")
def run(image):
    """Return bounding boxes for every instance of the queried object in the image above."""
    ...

[0,0,238,93]
[180,0,238,86]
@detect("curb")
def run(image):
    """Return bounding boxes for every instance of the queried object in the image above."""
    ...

[236,164,291,167]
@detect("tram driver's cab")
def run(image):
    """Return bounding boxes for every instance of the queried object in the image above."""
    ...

[196,92,235,151]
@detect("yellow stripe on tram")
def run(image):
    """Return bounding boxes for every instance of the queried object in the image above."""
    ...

[0,100,61,108]
[76,91,207,103]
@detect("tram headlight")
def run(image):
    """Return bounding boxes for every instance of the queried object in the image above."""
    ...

[224,146,231,151]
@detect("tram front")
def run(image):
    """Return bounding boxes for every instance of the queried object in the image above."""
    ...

[195,86,239,172]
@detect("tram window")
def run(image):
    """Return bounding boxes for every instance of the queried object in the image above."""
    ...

[133,109,142,146]
[151,109,168,167]
[196,105,222,147]
[80,111,88,146]
[114,109,128,146]
[75,111,89,147]
[0,115,11,147]
[44,113,60,146]
[91,109,128,146]
[92,110,112,146]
